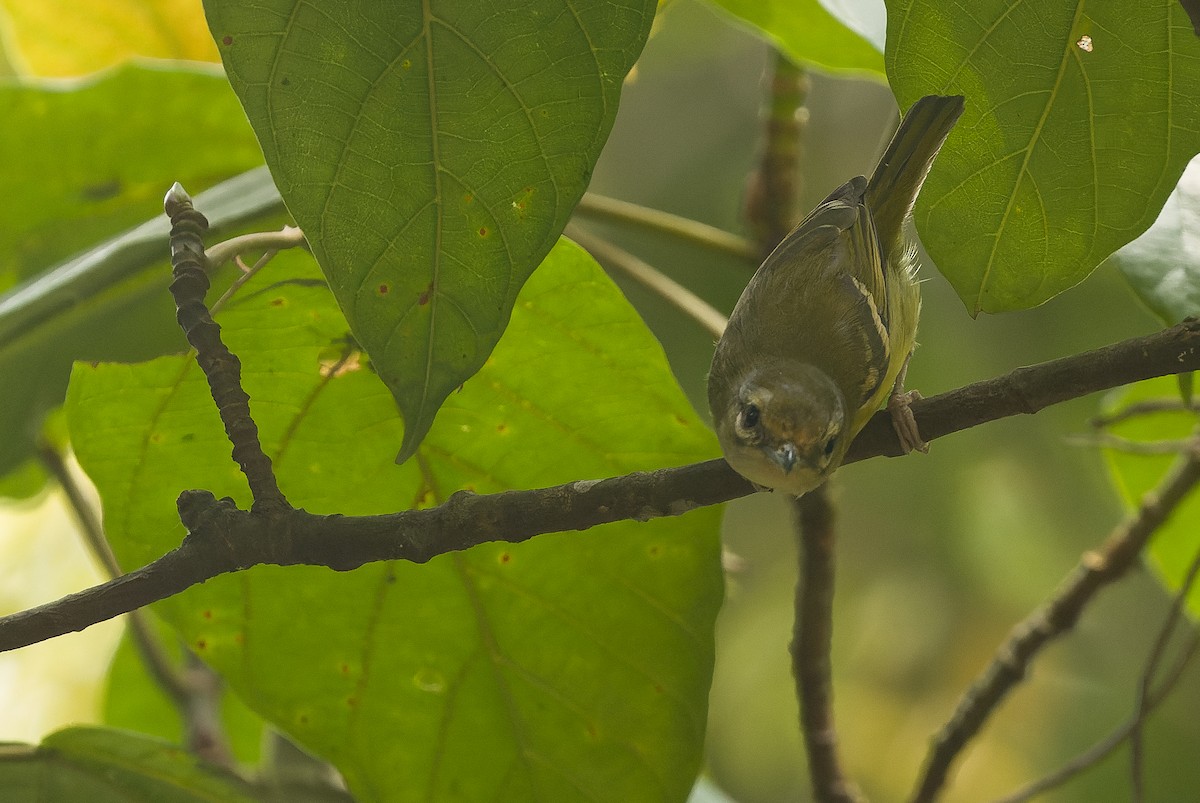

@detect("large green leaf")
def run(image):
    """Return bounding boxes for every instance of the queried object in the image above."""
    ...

[0,166,283,479]
[68,240,722,802]
[0,727,256,802]
[887,0,1200,315]
[0,65,260,289]
[1110,154,1200,324]
[202,0,657,461]
[1101,377,1200,618]
[706,0,884,76]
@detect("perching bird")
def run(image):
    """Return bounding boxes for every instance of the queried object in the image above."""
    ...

[707,94,964,494]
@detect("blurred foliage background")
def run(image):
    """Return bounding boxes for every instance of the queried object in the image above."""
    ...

[583,2,1200,801]
[1,0,1198,800]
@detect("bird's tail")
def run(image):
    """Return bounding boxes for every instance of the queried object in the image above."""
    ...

[866,94,964,253]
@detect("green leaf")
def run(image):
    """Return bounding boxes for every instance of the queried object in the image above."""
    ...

[0,167,284,478]
[0,65,275,478]
[706,0,884,76]
[0,64,272,477]
[0,65,261,288]
[202,0,658,462]
[68,240,722,802]
[887,0,1200,315]
[0,726,256,802]
[1110,155,1200,324]
[1100,377,1200,618]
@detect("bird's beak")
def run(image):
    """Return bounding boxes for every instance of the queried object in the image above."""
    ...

[771,443,798,474]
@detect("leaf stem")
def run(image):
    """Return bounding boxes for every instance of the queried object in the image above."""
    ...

[566,223,728,339]
[574,193,757,262]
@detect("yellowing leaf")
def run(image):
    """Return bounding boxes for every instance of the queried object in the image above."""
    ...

[0,0,219,77]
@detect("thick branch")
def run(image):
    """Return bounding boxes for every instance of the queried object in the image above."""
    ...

[1,320,1198,653]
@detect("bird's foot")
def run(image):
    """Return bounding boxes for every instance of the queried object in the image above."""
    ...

[888,387,928,454]
[887,353,928,454]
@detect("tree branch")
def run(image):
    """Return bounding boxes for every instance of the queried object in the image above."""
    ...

[791,487,862,803]
[911,427,1200,802]
[1,320,1198,654]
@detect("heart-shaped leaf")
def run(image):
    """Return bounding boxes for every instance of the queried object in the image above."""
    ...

[887,0,1200,315]
[202,0,657,461]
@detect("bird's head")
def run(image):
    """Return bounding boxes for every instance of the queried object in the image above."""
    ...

[715,364,848,495]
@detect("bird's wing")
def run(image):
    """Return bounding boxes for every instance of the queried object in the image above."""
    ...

[752,177,892,410]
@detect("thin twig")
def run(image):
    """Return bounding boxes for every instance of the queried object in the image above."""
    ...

[211,249,281,317]
[34,440,235,769]
[35,440,120,577]
[994,558,1200,803]
[1,320,1198,654]
[565,223,728,339]
[204,226,306,272]
[573,193,758,262]
[912,437,1200,802]
[1090,398,1200,428]
[1129,518,1200,801]
[791,487,861,803]
[1063,432,1195,455]
[165,184,289,513]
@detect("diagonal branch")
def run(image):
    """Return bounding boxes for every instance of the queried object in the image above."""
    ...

[911,430,1200,803]
[0,320,1198,654]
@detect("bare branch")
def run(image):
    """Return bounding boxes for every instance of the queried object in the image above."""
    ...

[204,226,306,272]
[1129,517,1200,801]
[791,487,862,803]
[911,433,1200,803]
[1,320,1199,654]
[165,184,288,513]
[993,550,1200,803]
[35,441,236,767]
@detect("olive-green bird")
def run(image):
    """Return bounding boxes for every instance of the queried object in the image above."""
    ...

[708,94,964,494]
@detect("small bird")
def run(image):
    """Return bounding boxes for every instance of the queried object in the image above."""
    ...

[708,95,965,494]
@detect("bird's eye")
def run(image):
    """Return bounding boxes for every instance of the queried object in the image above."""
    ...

[823,436,837,458]
[738,404,760,431]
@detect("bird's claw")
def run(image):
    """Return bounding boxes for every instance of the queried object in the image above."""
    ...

[888,388,928,454]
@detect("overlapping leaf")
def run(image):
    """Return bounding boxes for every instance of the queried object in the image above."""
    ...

[1101,377,1200,617]
[707,0,884,76]
[0,67,269,479]
[68,240,722,802]
[887,0,1200,315]
[0,727,256,802]
[202,0,657,461]
[1110,154,1200,324]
